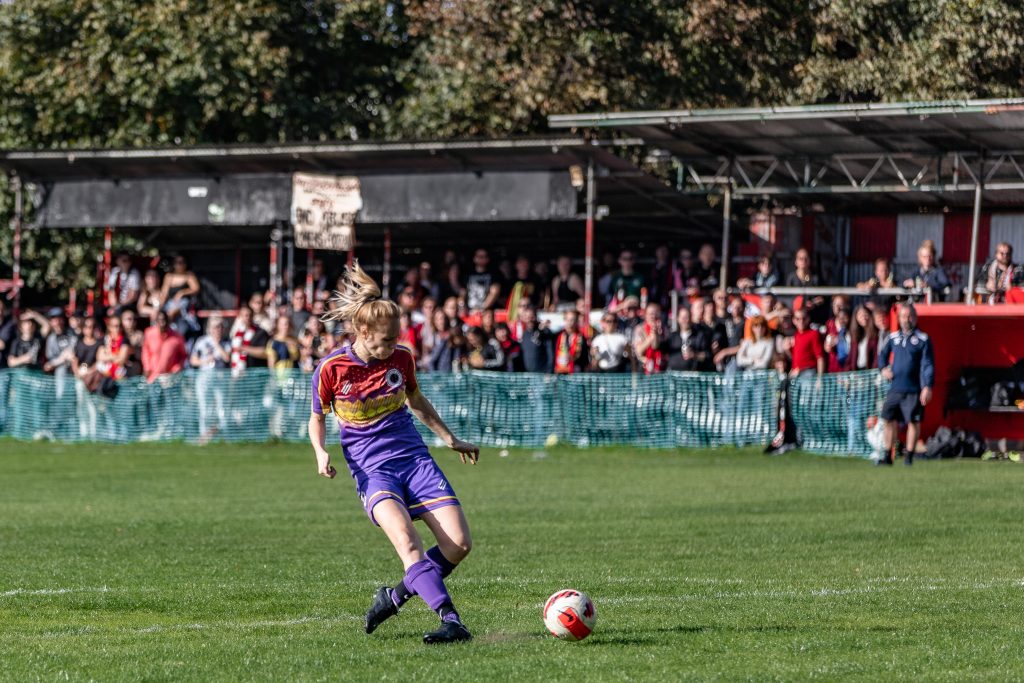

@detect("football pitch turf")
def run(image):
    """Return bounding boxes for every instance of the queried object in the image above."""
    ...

[2,441,1024,682]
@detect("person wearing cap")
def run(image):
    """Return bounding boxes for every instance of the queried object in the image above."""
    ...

[43,308,78,398]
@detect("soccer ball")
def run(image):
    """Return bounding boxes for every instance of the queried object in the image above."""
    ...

[543,589,597,641]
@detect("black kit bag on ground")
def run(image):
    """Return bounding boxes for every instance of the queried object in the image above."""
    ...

[961,431,986,458]
[924,426,961,460]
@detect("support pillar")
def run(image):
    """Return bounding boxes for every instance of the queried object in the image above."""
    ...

[719,182,732,293]
[584,158,596,321]
[966,178,984,305]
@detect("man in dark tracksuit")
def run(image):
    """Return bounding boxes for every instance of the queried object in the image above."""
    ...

[877,303,935,466]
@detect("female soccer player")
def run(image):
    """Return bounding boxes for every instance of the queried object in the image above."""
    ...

[308,263,480,644]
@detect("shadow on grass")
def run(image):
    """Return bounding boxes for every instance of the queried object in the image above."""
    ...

[585,623,801,646]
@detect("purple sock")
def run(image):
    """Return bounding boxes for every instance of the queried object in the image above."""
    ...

[392,546,458,607]
[403,558,453,612]
[426,545,457,578]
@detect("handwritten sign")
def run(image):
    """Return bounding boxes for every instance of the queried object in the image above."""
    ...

[291,173,362,251]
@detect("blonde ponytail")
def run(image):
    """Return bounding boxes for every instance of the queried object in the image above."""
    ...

[322,261,400,330]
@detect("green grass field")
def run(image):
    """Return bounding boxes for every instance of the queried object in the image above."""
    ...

[2,441,1024,682]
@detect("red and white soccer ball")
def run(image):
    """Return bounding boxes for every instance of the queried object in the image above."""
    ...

[543,589,597,641]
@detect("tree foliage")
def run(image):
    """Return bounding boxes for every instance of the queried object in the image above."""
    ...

[2,0,1024,299]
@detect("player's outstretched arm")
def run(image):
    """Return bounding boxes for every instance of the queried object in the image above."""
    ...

[406,390,480,465]
[308,412,336,478]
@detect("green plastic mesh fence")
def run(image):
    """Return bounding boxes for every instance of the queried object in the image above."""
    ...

[0,368,883,455]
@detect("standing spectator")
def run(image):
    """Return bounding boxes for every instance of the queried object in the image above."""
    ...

[397,311,420,363]
[120,309,144,377]
[265,317,300,374]
[712,298,748,371]
[554,310,589,374]
[517,304,555,373]
[737,253,781,290]
[633,303,668,374]
[161,255,201,322]
[877,303,934,466]
[789,308,824,379]
[299,317,332,373]
[7,315,43,370]
[505,255,544,314]
[674,248,700,296]
[590,311,629,373]
[72,318,103,438]
[191,316,232,442]
[786,248,827,324]
[0,299,15,368]
[230,306,260,374]
[982,242,1023,303]
[649,245,674,308]
[735,317,774,371]
[549,255,584,312]
[872,307,890,350]
[96,314,132,380]
[72,318,103,378]
[596,251,617,305]
[142,311,188,383]
[494,322,522,372]
[503,253,544,315]
[309,259,330,303]
[823,307,852,373]
[425,311,462,374]
[666,307,711,372]
[248,292,275,333]
[849,305,879,371]
[903,242,951,302]
[695,244,721,293]
[464,327,505,371]
[289,289,311,333]
[437,262,464,305]
[106,252,142,312]
[824,295,853,337]
[616,296,642,336]
[43,308,77,397]
[608,250,645,309]
[464,248,503,312]
[398,267,429,308]
[417,298,440,368]
[137,269,163,322]
[480,309,497,338]
[418,261,440,301]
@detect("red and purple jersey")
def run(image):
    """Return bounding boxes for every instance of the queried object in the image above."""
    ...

[311,344,427,476]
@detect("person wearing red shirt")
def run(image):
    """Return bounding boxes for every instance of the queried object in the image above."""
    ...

[789,308,824,378]
[142,310,187,383]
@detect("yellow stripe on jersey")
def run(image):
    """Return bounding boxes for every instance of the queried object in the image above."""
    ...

[331,389,408,426]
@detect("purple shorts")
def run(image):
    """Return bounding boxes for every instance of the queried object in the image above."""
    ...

[354,456,459,526]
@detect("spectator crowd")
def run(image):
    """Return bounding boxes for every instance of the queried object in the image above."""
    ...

[0,237,1018,396]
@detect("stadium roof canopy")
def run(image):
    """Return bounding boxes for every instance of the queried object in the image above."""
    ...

[0,136,714,238]
[549,98,1024,210]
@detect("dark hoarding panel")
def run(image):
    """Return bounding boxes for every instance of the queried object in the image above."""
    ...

[31,171,577,229]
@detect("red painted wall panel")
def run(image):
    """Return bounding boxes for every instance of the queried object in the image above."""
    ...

[849,215,897,261]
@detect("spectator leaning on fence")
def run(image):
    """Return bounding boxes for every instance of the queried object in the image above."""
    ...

[788,308,824,379]
[516,304,554,373]
[877,302,934,466]
[7,315,43,370]
[667,306,711,372]
[590,310,629,373]
[464,326,504,371]
[735,316,773,371]
[142,311,187,383]
[43,308,77,384]
[554,310,588,374]
[0,299,16,368]
[633,303,667,374]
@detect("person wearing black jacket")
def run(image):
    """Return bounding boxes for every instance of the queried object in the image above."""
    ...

[667,307,712,371]
[516,304,554,373]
